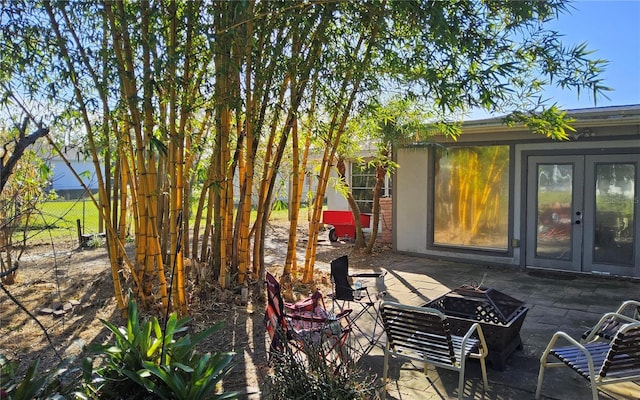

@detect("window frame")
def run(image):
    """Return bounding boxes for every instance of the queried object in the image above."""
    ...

[427,144,514,256]
[350,160,392,214]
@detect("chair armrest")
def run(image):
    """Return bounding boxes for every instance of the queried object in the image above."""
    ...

[545,330,583,350]
[462,322,488,358]
[286,312,329,324]
[350,272,387,298]
[540,330,600,382]
[583,312,639,343]
[350,271,386,278]
[615,300,640,319]
[283,303,312,314]
[286,308,352,324]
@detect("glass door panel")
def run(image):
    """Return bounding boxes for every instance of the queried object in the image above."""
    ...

[526,156,583,271]
[584,155,639,275]
[594,163,635,265]
[535,164,574,260]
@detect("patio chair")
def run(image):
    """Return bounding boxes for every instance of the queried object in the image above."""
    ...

[536,312,640,400]
[330,255,386,354]
[379,301,489,400]
[264,272,352,369]
[581,300,640,342]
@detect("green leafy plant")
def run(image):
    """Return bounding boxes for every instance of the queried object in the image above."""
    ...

[84,235,105,249]
[0,354,46,400]
[0,354,85,400]
[135,352,237,400]
[272,199,288,211]
[92,292,237,399]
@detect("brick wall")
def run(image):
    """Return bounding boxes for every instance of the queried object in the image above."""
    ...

[379,197,392,244]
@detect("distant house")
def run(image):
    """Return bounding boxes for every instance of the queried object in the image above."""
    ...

[48,146,101,199]
[324,141,392,214]
[320,142,393,237]
[393,105,640,277]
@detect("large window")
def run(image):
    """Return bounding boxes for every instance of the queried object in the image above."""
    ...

[351,162,392,213]
[433,146,510,250]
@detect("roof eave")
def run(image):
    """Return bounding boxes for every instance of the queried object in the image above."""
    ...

[461,104,640,134]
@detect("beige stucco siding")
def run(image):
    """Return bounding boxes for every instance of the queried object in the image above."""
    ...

[394,147,430,253]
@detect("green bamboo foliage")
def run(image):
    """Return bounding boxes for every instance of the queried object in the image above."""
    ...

[302,2,386,283]
[2,0,612,316]
[43,0,127,311]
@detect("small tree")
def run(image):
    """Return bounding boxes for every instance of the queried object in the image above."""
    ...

[0,123,52,284]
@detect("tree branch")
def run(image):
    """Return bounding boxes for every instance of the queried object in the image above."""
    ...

[0,126,49,194]
[0,282,63,361]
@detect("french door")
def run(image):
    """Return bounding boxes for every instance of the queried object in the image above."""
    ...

[526,154,639,276]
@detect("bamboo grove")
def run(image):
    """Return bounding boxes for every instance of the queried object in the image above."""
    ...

[1,0,610,315]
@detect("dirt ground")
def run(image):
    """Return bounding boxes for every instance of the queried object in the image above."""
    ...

[0,220,394,397]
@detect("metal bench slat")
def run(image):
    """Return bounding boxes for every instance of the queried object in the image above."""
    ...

[551,343,610,379]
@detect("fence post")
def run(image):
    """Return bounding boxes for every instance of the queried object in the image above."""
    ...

[76,219,83,247]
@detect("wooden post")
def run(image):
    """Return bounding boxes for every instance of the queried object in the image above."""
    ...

[76,219,83,247]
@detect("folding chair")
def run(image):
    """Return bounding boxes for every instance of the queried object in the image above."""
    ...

[264,272,290,359]
[330,255,386,355]
[264,272,352,370]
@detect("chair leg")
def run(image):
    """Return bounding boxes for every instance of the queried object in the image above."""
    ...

[535,362,546,399]
[382,342,390,400]
[479,357,488,391]
[590,383,599,400]
[457,368,465,400]
[369,303,383,344]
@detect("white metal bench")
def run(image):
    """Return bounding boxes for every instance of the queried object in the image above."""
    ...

[379,301,489,400]
[536,312,640,400]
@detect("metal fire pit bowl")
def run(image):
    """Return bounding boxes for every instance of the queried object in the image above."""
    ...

[424,285,529,370]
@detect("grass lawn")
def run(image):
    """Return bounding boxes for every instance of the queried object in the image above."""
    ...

[15,198,100,244]
[19,199,305,245]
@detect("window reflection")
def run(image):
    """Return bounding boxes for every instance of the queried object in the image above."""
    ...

[433,146,509,249]
[594,163,635,265]
[535,164,573,260]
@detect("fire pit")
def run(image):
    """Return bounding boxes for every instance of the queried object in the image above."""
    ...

[424,285,528,370]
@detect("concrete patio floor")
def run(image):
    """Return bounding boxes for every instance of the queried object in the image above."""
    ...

[338,254,640,400]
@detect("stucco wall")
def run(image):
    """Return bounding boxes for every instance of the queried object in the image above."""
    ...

[394,147,429,253]
[325,166,349,210]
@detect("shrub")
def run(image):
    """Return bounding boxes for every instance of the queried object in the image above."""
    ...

[90,293,237,400]
[264,331,380,400]
[0,354,85,399]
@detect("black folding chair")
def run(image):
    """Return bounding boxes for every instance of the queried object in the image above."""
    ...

[330,255,386,355]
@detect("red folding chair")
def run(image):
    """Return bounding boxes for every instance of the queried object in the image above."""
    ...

[264,272,352,370]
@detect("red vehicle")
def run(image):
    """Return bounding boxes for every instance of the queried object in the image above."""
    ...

[322,210,371,242]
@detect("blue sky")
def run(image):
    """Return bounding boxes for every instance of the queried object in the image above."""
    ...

[468,0,640,119]
[545,0,640,109]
